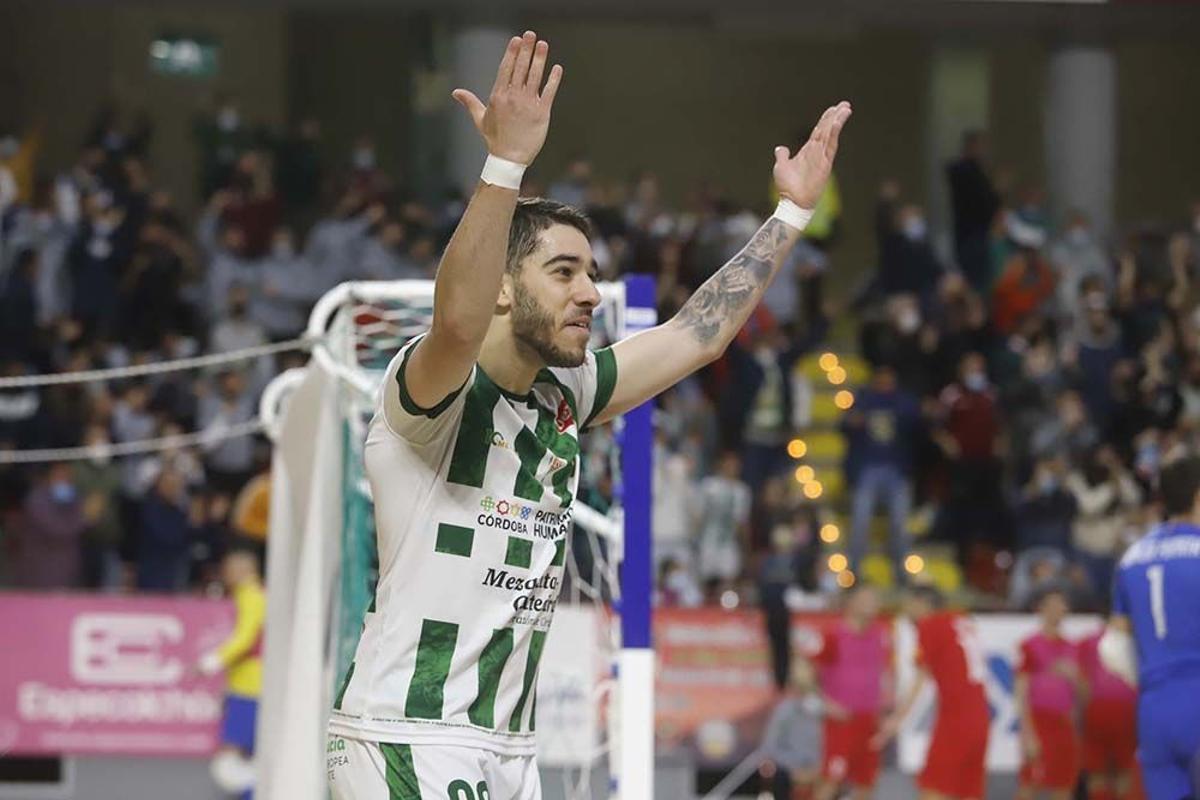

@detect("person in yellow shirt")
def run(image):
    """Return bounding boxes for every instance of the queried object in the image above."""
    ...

[197,545,265,799]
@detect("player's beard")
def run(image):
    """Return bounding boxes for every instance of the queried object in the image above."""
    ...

[511,276,586,368]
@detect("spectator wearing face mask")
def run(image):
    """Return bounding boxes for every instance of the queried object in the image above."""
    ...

[138,467,199,592]
[875,181,943,301]
[194,95,252,199]
[1013,456,1076,555]
[1048,210,1111,328]
[75,424,124,591]
[254,227,322,341]
[359,219,423,282]
[210,283,271,392]
[1064,290,1126,429]
[11,462,86,589]
[1065,447,1140,603]
[934,353,1007,566]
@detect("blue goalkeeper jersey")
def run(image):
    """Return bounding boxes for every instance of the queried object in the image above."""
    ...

[1113,521,1200,691]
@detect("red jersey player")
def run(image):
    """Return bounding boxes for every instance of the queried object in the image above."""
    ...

[812,585,892,800]
[1015,587,1082,800]
[1077,628,1140,800]
[874,585,990,800]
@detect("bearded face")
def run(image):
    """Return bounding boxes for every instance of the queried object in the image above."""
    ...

[511,273,588,367]
[507,224,600,368]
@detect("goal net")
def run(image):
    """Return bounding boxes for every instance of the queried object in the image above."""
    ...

[256,277,656,800]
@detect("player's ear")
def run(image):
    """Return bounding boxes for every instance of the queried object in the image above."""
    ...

[496,271,514,313]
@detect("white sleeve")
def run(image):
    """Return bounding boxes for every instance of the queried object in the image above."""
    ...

[379,335,473,446]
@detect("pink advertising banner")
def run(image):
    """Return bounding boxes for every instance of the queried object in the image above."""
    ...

[0,592,234,757]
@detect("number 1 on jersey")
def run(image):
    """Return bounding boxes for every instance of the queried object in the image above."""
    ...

[1147,564,1168,640]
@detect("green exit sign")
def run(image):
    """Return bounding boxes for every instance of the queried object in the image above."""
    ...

[149,36,220,78]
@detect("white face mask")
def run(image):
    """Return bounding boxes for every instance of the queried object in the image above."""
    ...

[902,217,927,242]
[897,309,921,334]
[1067,227,1089,247]
[964,372,988,392]
[217,108,240,132]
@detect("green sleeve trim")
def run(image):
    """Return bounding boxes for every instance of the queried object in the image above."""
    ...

[582,347,618,430]
[394,335,469,419]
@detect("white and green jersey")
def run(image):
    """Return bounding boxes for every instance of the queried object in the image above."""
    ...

[328,335,618,756]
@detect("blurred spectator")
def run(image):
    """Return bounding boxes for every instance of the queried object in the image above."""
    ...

[874,181,943,301]
[652,431,698,572]
[137,467,196,592]
[934,353,1007,563]
[1066,447,1140,603]
[758,660,824,800]
[696,450,752,594]
[0,249,41,362]
[1047,210,1110,328]
[842,365,922,579]
[657,557,702,608]
[1029,390,1099,467]
[0,122,43,206]
[759,521,809,689]
[210,284,272,390]
[1013,456,1076,555]
[359,219,422,281]
[253,227,322,340]
[273,117,323,225]
[231,466,271,543]
[75,424,123,591]
[9,463,85,589]
[991,212,1054,335]
[199,370,257,493]
[548,156,592,208]
[194,94,252,198]
[1066,289,1126,429]
[946,129,1001,292]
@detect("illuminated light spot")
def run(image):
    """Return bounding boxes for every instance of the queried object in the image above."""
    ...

[819,352,840,371]
[803,480,824,499]
[795,465,815,484]
[719,590,740,610]
[787,439,808,459]
[834,390,855,410]
[837,570,856,588]
[820,524,840,544]
[905,555,925,575]
[827,366,847,385]
[828,553,848,573]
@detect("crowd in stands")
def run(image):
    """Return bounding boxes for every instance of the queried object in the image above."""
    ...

[1,100,1198,617]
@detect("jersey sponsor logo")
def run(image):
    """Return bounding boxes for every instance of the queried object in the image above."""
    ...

[479,497,571,540]
[480,496,535,520]
[481,568,561,621]
[490,431,511,450]
[477,513,528,534]
[555,399,574,433]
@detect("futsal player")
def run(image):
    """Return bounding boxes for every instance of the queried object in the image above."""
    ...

[813,584,892,800]
[1015,586,1082,800]
[324,29,853,799]
[873,586,990,800]
[1101,454,1200,800]
[1078,627,1140,800]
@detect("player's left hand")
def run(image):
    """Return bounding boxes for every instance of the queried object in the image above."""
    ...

[773,101,853,209]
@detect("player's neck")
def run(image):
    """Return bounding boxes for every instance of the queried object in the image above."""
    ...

[478,325,542,396]
[1041,623,1061,639]
[846,615,867,632]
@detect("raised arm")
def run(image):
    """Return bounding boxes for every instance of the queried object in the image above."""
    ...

[403,31,564,409]
[590,101,852,426]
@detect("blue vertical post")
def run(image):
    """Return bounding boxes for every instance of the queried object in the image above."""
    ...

[617,273,655,798]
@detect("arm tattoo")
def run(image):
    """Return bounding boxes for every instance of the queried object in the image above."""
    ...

[675,218,792,345]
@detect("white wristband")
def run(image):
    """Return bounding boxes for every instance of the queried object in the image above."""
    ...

[772,199,814,232]
[480,154,526,191]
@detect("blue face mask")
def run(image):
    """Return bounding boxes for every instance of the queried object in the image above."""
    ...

[50,481,77,504]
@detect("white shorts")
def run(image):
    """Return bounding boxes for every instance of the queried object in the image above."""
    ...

[327,734,541,800]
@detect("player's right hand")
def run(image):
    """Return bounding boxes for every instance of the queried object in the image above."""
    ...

[451,31,564,166]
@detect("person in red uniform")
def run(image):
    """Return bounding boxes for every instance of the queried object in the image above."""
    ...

[874,585,990,800]
[813,584,892,800]
[1078,627,1141,800]
[1015,587,1082,800]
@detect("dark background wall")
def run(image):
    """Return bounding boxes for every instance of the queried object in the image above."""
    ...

[2,2,1198,289]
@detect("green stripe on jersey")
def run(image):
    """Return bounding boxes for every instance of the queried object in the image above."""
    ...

[552,538,566,566]
[505,536,532,568]
[405,619,458,719]
[508,629,547,732]
[447,376,500,488]
[468,627,515,728]
[435,523,474,557]
[583,347,618,429]
[381,742,421,799]
[333,661,355,710]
